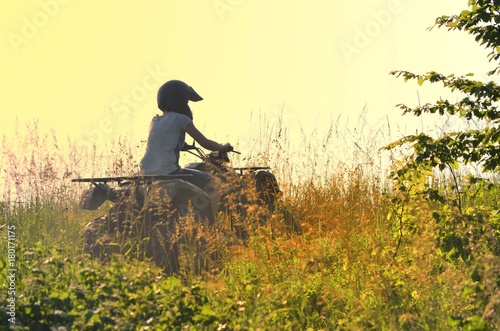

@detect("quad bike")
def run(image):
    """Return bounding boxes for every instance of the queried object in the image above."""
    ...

[73,144,301,275]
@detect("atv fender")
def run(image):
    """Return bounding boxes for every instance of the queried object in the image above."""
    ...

[80,183,110,210]
[145,179,214,223]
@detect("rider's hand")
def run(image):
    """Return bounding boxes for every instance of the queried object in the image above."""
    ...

[221,143,233,152]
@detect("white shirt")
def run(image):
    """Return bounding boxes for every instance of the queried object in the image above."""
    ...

[140,112,192,174]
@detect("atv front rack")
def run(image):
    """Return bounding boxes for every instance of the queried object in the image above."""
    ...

[72,174,193,184]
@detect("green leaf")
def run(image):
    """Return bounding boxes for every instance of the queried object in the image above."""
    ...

[192,305,220,323]
[461,285,475,297]
[200,305,218,317]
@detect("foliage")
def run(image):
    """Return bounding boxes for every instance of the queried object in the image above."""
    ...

[387,1,500,174]
[384,1,500,329]
[436,0,500,76]
[3,7,500,323]
[2,164,500,330]
[0,242,256,331]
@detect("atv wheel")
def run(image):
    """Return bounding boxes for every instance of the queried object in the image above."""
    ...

[263,207,302,238]
[83,215,121,261]
[281,208,302,235]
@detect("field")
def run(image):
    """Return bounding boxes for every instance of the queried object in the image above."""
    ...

[1,116,499,330]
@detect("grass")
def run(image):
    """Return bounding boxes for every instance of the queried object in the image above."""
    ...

[1,114,499,330]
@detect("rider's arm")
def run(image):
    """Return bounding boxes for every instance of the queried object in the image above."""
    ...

[185,122,227,151]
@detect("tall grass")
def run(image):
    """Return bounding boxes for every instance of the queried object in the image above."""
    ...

[0,119,145,256]
[1,119,143,206]
[1,111,499,330]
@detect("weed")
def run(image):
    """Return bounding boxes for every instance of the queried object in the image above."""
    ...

[1,112,499,329]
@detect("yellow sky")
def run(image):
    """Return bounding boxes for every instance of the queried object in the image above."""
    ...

[1,0,495,158]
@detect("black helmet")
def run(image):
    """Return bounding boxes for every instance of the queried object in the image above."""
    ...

[157,80,203,112]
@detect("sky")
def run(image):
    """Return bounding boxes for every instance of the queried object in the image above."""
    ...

[1,0,497,161]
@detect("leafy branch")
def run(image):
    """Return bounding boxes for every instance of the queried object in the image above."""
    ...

[385,1,500,265]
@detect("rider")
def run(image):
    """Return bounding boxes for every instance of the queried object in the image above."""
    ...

[140,80,233,190]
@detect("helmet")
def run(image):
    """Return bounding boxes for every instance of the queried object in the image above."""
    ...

[157,80,203,112]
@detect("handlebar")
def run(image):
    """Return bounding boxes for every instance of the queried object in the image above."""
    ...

[182,142,239,161]
[182,142,239,154]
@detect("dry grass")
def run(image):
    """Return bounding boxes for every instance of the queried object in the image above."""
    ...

[1,119,143,207]
[2,110,499,330]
